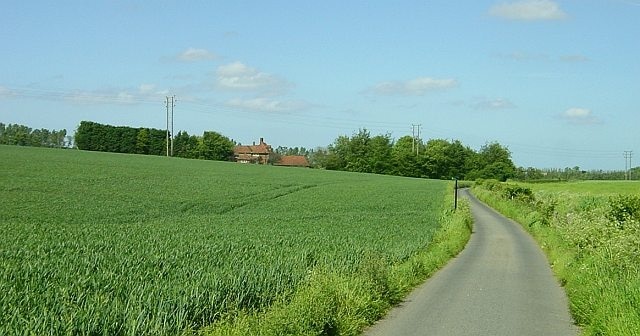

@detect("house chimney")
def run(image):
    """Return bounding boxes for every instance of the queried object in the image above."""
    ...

[253,141,256,146]
[260,137,264,144]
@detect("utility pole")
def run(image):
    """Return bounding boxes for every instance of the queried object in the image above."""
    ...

[165,96,176,157]
[170,95,176,157]
[165,97,170,157]
[411,124,416,154]
[632,151,634,180]
[624,150,633,180]
[416,124,421,155]
[411,124,421,156]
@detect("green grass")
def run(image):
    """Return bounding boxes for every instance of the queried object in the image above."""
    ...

[0,145,471,335]
[473,180,640,336]
[523,180,640,196]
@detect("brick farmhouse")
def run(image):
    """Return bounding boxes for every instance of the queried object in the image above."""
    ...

[233,138,272,164]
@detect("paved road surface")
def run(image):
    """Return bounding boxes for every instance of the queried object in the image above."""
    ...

[364,189,577,336]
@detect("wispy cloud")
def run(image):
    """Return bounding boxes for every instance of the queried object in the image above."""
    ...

[216,62,291,94]
[65,84,168,105]
[614,0,640,6]
[473,97,516,110]
[226,97,309,113]
[66,90,136,104]
[223,31,239,38]
[0,86,16,98]
[369,77,458,96]
[177,48,217,62]
[489,0,567,21]
[0,85,172,104]
[560,54,590,63]
[498,51,550,61]
[497,51,590,63]
[561,107,601,125]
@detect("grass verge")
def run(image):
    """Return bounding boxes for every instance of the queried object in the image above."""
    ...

[203,188,472,336]
[472,181,640,336]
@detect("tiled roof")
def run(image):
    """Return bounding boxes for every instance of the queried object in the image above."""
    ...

[233,139,272,155]
[276,155,310,167]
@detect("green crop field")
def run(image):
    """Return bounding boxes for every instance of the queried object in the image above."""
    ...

[473,180,640,336]
[524,180,639,196]
[0,145,469,335]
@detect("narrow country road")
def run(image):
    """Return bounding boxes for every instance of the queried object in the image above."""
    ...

[364,189,578,336]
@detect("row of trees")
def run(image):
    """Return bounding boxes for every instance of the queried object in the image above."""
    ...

[312,129,517,181]
[75,121,167,155]
[269,146,316,164]
[0,123,67,148]
[172,131,234,161]
[75,121,234,160]
[516,166,640,181]
[73,123,518,181]
[273,146,314,157]
[5,121,635,181]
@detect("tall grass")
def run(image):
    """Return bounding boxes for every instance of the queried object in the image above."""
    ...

[472,180,640,335]
[0,145,471,335]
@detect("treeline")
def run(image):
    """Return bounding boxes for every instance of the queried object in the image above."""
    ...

[0,123,67,148]
[516,166,640,181]
[75,121,166,155]
[270,146,316,165]
[273,146,313,157]
[312,129,517,181]
[75,121,234,160]
[6,120,635,181]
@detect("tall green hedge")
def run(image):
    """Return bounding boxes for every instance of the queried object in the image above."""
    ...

[75,121,166,155]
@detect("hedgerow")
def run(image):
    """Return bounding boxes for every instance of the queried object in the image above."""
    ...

[472,181,640,335]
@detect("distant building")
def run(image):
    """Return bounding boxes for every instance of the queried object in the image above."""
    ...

[234,138,272,164]
[275,155,310,168]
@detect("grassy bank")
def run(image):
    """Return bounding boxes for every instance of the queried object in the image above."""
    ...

[472,180,640,335]
[0,145,471,335]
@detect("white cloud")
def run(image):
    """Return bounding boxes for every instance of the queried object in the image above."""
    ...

[370,77,458,96]
[226,97,309,113]
[138,84,156,94]
[177,48,217,62]
[138,84,169,96]
[561,107,601,125]
[216,62,291,94]
[473,98,516,110]
[489,0,567,21]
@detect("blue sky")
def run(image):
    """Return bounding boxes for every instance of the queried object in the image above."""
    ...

[1,0,638,170]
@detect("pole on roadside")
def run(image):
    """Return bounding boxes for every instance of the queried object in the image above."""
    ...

[454,178,458,210]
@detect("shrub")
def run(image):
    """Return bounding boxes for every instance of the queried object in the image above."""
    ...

[502,184,535,203]
[607,194,640,228]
